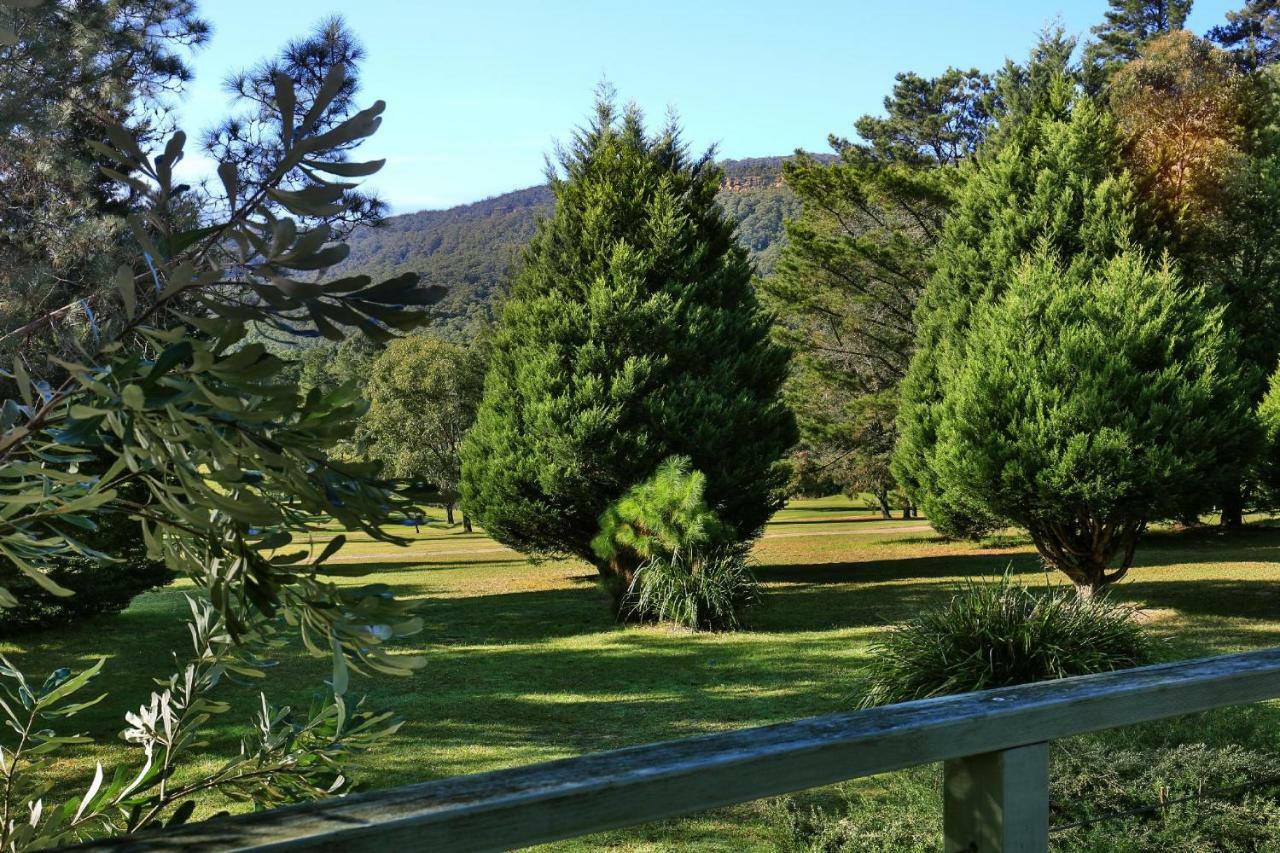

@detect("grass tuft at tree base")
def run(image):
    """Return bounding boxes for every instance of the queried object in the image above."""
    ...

[625,547,760,631]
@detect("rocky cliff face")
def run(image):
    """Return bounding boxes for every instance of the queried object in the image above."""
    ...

[721,173,786,192]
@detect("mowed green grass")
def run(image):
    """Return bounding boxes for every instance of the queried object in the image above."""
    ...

[7,496,1280,849]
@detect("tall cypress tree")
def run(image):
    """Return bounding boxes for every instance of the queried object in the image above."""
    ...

[893,82,1154,538]
[935,248,1251,594]
[460,95,796,603]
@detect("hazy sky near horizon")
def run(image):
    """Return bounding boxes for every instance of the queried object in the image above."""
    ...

[172,0,1238,213]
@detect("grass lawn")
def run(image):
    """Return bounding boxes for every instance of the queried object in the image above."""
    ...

[8,496,1280,850]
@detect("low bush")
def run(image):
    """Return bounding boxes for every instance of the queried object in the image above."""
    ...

[1052,738,1280,851]
[591,457,727,565]
[626,546,759,631]
[858,574,1154,708]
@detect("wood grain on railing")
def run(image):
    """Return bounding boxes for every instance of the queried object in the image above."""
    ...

[78,648,1280,853]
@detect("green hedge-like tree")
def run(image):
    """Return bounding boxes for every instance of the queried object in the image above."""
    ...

[460,95,796,604]
[934,249,1253,594]
[894,83,1149,539]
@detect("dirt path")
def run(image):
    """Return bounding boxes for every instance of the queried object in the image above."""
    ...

[764,523,932,540]
[326,522,934,563]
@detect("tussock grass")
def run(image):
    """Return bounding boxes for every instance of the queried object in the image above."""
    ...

[858,574,1155,708]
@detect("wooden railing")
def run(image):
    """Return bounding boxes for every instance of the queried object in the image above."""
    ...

[81,648,1280,853]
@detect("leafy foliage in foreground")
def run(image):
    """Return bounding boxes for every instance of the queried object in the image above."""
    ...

[0,54,439,678]
[0,480,170,635]
[858,575,1154,708]
[461,94,795,606]
[0,599,399,849]
[0,0,443,839]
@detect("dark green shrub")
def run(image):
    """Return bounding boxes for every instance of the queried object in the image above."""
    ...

[858,575,1154,707]
[1053,738,1280,851]
[0,512,172,635]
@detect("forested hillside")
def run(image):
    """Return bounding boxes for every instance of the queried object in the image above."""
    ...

[336,156,813,330]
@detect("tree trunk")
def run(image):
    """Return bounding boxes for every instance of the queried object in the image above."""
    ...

[601,552,642,619]
[445,503,455,526]
[1220,482,1244,529]
[877,488,892,519]
[462,514,473,533]
[1028,519,1144,596]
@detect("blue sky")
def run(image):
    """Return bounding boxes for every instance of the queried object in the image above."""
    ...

[173,0,1238,213]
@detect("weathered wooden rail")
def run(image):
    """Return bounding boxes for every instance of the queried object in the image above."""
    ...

[81,648,1280,852]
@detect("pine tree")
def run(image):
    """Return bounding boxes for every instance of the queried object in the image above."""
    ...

[1210,0,1280,70]
[460,95,796,604]
[0,1,208,343]
[893,83,1153,539]
[203,15,384,234]
[1085,0,1193,70]
[761,69,994,512]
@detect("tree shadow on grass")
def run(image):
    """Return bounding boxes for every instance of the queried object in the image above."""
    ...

[1133,523,1280,565]
[776,503,872,516]
[755,551,1042,587]
[412,588,616,644]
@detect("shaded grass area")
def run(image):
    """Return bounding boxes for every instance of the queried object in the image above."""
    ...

[4,501,1280,849]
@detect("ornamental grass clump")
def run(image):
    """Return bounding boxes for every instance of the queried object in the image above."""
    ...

[627,546,760,631]
[859,575,1154,708]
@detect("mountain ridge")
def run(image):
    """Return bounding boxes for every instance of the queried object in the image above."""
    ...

[338,155,820,333]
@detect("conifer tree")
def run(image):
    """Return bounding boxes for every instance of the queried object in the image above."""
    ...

[0,1,208,342]
[460,95,796,604]
[1108,31,1280,525]
[893,83,1153,538]
[1085,0,1193,71]
[761,68,993,511]
[1210,0,1280,70]
[935,250,1251,594]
